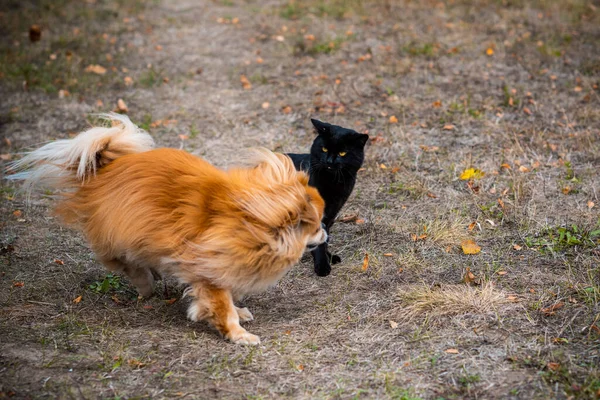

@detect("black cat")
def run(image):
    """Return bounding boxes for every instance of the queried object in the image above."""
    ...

[287,119,368,276]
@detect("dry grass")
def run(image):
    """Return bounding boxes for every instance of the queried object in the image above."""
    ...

[396,282,511,322]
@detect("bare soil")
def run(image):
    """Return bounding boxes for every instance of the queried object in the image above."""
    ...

[1,0,599,399]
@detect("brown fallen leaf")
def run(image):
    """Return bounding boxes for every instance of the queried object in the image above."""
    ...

[355,218,365,225]
[297,364,305,371]
[361,253,369,271]
[73,295,82,304]
[143,305,153,310]
[124,76,133,86]
[54,259,64,265]
[383,253,394,257]
[461,240,481,255]
[496,270,507,276]
[240,74,252,90]
[261,102,270,109]
[445,348,459,354]
[13,210,22,217]
[282,106,292,114]
[463,267,477,285]
[468,221,477,231]
[116,99,128,113]
[547,362,560,371]
[112,295,121,304]
[497,198,505,209]
[507,295,518,302]
[500,163,511,170]
[165,298,177,305]
[29,25,42,42]
[389,320,398,329]
[13,281,24,287]
[523,107,532,115]
[85,64,107,75]
[339,213,358,223]
[432,100,442,108]
[541,302,564,316]
[0,154,12,161]
[587,201,595,209]
[513,244,522,251]
[442,124,455,131]
[389,115,398,123]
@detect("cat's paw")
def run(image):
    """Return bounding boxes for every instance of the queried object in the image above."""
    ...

[331,254,342,264]
[314,260,332,277]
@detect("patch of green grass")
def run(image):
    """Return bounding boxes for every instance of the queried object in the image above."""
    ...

[384,375,422,400]
[525,225,600,254]
[137,114,153,131]
[189,124,200,138]
[279,0,363,20]
[502,85,520,107]
[139,66,165,87]
[89,273,122,293]
[403,42,437,58]
[249,72,268,85]
[308,36,346,55]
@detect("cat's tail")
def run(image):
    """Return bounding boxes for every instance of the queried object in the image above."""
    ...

[5,113,154,193]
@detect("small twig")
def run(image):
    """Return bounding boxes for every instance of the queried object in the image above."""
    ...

[27,300,57,306]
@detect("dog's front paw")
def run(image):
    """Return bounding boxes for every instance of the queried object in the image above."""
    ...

[229,330,261,345]
[314,259,332,277]
[236,306,254,322]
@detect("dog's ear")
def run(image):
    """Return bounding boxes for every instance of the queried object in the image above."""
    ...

[356,133,369,147]
[311,119,331,136]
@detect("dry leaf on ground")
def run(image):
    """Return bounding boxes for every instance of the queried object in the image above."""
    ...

[461,240,481,255]
[85,64,107,75]
[541,302,564,316]
[240,74,252,90]
[73,295,82,304]
[361,253,369,271]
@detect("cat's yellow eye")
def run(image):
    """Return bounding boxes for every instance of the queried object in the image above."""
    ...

[339,151,347,157]
[322,147,328,153]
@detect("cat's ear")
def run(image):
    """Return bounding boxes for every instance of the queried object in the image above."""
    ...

[311,119,331,136]
[356,133,369,147]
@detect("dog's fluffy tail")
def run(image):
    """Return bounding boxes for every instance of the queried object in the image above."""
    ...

[6,113,154,192]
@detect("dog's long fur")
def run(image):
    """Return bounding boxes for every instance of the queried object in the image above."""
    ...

[7,113,326,345]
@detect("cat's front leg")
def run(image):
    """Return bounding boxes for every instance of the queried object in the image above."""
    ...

[312,242,332,276]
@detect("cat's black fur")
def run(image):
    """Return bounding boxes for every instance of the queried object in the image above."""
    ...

[287,119,368,276]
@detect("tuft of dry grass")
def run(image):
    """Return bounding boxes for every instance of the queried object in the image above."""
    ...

[396,282,510,322]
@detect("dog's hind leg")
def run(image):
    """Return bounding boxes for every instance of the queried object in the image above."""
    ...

[102,258,155,298]
[186,282,260,345]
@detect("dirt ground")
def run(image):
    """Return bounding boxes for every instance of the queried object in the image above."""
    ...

[1,0,599,398]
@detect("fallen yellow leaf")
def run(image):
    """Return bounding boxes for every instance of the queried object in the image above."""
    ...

[73,295,82,304]
[461,240,481,255]
[486,47,494,56]
[389,115,398,123]
[460,168,485,180]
